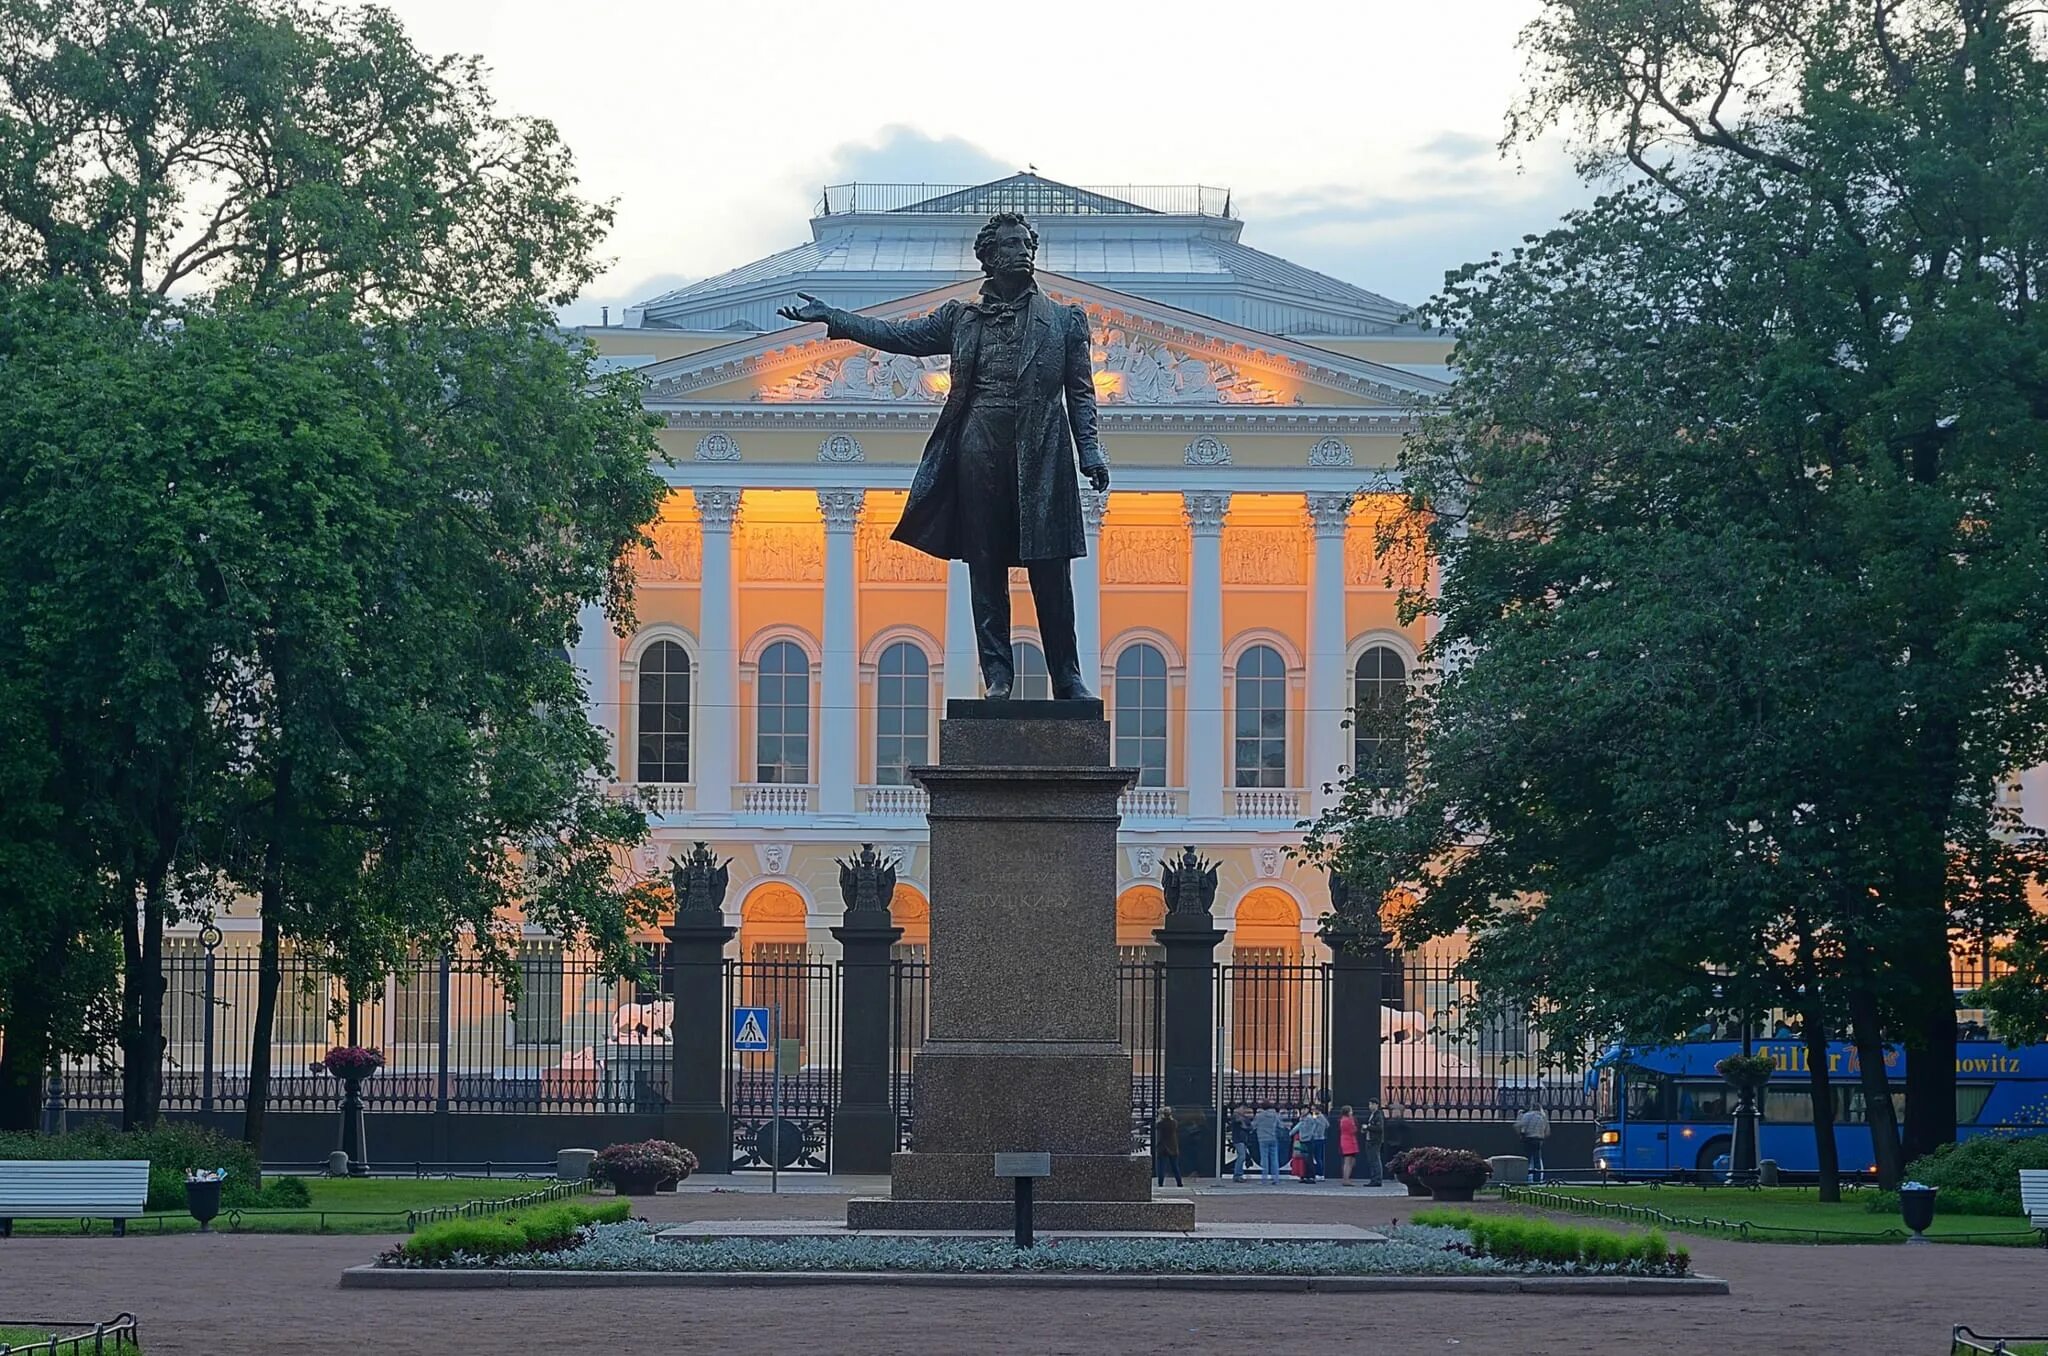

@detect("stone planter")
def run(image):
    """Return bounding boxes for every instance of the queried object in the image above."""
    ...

[1420,1173,1485,1202]
[1900,1185,1938,1242]
[608,1166,685,1196]
[1399,1173,1431,1197]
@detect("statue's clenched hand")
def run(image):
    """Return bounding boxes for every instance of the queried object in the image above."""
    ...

[776,291,832,325]
[1080,452,1111,494]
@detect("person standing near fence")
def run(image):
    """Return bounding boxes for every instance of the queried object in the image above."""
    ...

[1516,1101,1551,1183]
[1360,1098,1386,1186]
[1296,1102,1328,1183]
[1336,1104,1360,1185]
[1153,1105,1183,1187]
[1252,1102,1283,1184]
[1229,1104,1255,1182]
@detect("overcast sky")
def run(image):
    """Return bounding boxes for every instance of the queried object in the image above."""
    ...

[368,0,1592,325]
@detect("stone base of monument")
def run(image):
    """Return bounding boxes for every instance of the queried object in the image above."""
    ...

[848,700,1193,1234]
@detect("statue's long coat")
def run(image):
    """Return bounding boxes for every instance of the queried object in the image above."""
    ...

[823,291,1103,563]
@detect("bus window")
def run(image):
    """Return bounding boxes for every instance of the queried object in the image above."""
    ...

[1597,1066,1623,1122]
[1957,1083,1993,1125]
[1625,1071,1671,1121]
[1674,1082,1732,1121]
[1842,1087,1907,1125]
[1762,1087,1813,1123]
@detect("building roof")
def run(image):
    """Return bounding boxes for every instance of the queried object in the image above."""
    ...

[633,173,1418,339]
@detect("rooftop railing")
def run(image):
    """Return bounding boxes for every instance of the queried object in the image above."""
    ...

[818,182,1235,218]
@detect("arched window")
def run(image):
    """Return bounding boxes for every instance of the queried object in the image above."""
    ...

[756,640,811,783]
[1232,644,1288,788]
[1354,646,1409,786]
[1013,641,1050,701]
[875,642,931,785]
[635,640,691,783]
[1113,644,1169,787]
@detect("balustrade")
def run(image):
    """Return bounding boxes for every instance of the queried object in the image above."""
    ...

[1232,787,1304,820]
[739,783,815,815]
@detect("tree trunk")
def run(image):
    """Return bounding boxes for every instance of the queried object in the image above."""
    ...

[242,911,283,1156]
[1902,913,1958,1161]
[1845,980,1904,1189]
[0,962,54,1133]
[121,867,169,1131]
[242,750,292,1157]
[1798,1003,1842,1202]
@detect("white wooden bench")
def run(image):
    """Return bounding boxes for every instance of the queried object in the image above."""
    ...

[2021,1168,2048,1245]
[0,1160,151,1237]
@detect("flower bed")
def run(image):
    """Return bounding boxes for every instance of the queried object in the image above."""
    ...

[372,1219,1694,1279]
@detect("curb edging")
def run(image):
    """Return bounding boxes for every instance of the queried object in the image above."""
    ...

[338,1265,1730,1295]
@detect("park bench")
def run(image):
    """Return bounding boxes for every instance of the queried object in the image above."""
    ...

[2020,1168,2048,1245]
[0,1160,150,1237]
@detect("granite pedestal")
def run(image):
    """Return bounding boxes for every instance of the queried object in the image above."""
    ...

[845,700,1195,1232]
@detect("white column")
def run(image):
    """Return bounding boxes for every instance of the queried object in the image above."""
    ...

[693,487,741,814]
[818,488,863,817]
[943,560,978,701]
[1306,492,1354,814]
[1184,491,1230,820]
[1076,489,1107,698]
[573,599,620,778]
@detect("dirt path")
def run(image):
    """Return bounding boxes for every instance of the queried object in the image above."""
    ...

[2,1191,2040,1354]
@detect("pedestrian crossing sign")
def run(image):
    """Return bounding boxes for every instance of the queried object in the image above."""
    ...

[732,1006,772,1051]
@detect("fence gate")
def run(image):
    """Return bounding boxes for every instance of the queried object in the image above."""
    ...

[1214,961,1332,1175]
[725,957,840,1172]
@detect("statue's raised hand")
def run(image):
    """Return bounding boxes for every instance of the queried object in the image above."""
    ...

[777,291,832,325]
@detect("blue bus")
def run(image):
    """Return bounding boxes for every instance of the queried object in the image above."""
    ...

[1591,1039,2048,1176]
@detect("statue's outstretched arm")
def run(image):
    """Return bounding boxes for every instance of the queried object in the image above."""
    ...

[779,292,957,357]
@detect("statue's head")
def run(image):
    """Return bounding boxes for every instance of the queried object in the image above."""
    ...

[974,211,1038,281]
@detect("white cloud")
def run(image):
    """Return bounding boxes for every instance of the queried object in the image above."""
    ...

[365,0,1578,321]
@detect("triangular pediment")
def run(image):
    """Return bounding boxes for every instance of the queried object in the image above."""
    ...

[635,273,1445,410]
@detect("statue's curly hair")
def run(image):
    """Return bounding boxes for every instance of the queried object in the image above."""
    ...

[973,211,1039,265]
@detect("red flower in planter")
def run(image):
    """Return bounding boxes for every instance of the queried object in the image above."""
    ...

[321,1046,386,1079]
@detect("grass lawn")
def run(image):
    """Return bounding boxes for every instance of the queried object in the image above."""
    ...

[1505,1183,2041,1245]
[10,1175,574,1237]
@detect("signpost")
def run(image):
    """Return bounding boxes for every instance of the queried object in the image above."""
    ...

[994,1152,1052,1247]
[732,1005,779,1192]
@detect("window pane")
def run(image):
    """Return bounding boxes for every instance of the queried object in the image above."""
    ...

[635,640,692,783]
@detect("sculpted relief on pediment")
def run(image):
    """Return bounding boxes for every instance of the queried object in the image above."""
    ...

[749,323,1291,406]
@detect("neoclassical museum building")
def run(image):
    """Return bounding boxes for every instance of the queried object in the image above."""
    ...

[571,174,1450,983]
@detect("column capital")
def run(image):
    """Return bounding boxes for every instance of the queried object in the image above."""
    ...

[694,486,742,529]
[1182,490,1231,537]
[818,487,866,531]
[1305,491,1354,537]
[1079,488,1110,532]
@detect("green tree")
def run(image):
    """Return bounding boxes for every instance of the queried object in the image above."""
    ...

[0,0,664,1133]
[1313,0,2048,1173]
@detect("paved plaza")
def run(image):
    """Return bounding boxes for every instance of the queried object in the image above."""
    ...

[1,1185,2039,1354]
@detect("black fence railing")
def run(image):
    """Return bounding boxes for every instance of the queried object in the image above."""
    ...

[37,943,1600,1155]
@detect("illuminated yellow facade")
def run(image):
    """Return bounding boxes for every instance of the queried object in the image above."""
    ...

[570,174,1455,967]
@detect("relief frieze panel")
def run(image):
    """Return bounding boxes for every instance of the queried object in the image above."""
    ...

[1223,527,1304,585]
[633,521,701,583]
[743,525,825,582]
[859,520,947,583]
[1103,526,1187,585]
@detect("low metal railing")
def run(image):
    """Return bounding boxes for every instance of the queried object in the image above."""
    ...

[0,1314,140,1354]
